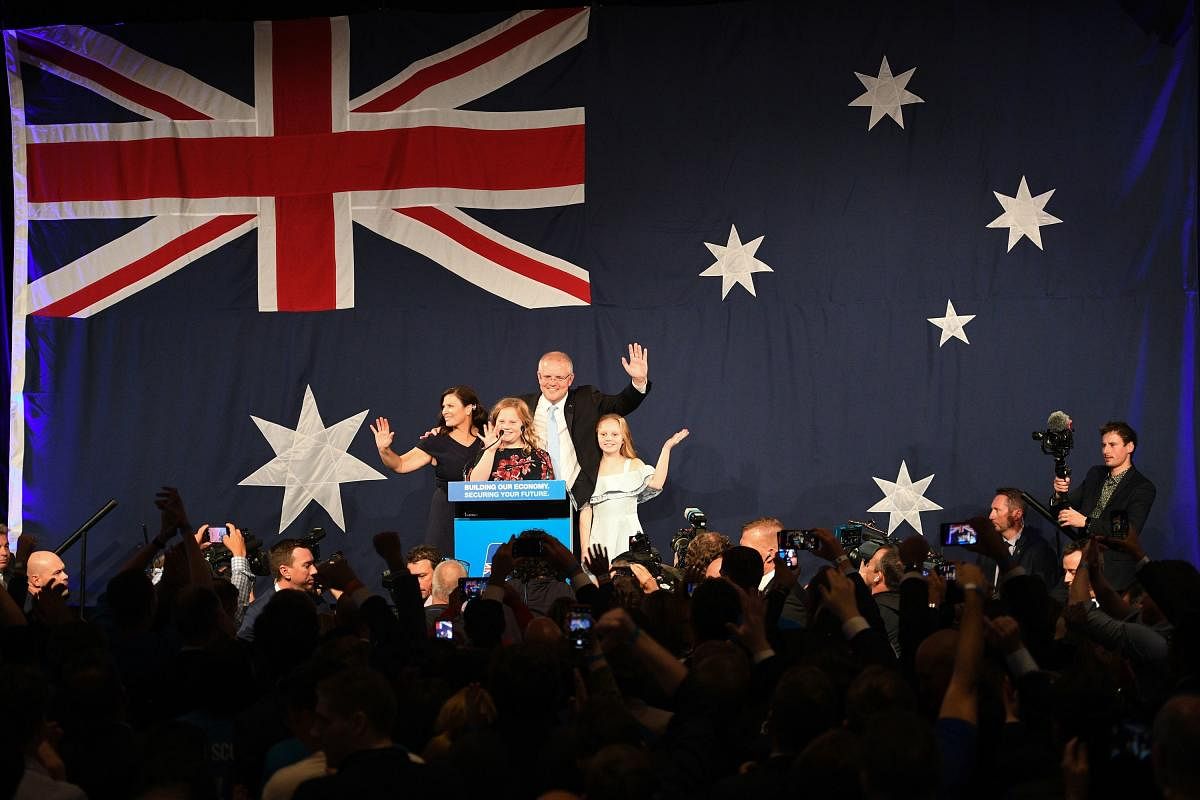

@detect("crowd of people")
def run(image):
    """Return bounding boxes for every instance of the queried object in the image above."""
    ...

[1,337,1196,799]
[1,474,1198,798]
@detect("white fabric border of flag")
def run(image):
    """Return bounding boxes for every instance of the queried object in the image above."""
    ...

[346,107,584,132]
[5,29,31,532]
[353,205,590,309]
[25,121,260,144]
[350,8,590,112]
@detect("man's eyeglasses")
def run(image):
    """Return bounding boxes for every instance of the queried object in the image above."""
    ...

[538,373,571,384]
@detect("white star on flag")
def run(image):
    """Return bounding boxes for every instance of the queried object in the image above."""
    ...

[700,224,774,299]
[240,385,386,534]
[849,56,924,130]
[927,299,976,346]
[867,460,943,535]
[987,176,1062,251]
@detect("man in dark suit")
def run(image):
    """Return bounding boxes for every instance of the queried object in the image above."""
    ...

[1055,420,1156,589]
[236,538,319,641]
[976,488,1059,590]
[519,343,651,508]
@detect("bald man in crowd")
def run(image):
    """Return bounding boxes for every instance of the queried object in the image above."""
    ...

[26,551,69,598]
[426,558,467,630]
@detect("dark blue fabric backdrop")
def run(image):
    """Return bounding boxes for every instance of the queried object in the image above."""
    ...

[5,0,1198,596]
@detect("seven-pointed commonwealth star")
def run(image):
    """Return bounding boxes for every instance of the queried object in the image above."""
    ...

[927,299,977,347]
[849,56,924,130]
[700,224,774,299]
[987,176,1062,251]
[240,385,386,534]
[867,460,943,535]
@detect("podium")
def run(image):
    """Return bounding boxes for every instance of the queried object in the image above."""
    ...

[448,480,573,576]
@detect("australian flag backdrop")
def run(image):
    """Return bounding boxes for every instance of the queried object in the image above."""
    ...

[3,1,1198,597]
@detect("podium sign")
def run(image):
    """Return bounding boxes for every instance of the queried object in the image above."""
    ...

[449,480,572,576]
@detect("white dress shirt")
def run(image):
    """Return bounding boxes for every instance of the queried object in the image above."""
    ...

[534,395,581,489]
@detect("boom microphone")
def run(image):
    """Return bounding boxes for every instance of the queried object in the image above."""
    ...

[1046,410,1073,432]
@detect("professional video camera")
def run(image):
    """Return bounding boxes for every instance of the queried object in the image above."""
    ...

[833,520,892,567]
[1032,410,1074,478]
[611,531,682,593]
[670,507,708,557]
[1033,410,1075,513]
[297,527,327,560]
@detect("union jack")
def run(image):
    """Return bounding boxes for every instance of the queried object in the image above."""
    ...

[10,7,591,319]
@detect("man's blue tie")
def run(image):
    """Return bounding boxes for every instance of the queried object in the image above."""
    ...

[546,404,563,478]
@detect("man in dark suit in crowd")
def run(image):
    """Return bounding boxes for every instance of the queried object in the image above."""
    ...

[236,539,319,641]
[520,343,651,508]
[976,488,1059,590]
[1055,419,1156,589]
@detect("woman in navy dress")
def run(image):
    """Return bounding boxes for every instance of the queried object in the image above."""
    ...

[372,386,485,554]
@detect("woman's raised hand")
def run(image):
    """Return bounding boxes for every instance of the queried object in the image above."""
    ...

[370,417,394,450]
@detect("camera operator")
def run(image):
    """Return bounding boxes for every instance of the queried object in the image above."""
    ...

[237,539,320,642]
[1054,420,1157,589]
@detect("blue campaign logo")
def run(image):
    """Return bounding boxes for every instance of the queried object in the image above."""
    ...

[483,542,504,577]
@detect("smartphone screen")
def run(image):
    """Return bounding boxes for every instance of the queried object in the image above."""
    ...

[435,620,454,640]
[777,547,799,569]
[567,607,593,650]
[1109,510,1129,538]
[940,522,977,547]
[459,577,487,599]
[208,525,228,543]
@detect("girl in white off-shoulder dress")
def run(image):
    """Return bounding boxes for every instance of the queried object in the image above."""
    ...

[580,414,689,559]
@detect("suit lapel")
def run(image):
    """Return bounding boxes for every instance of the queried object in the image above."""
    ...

[564,393,576,431]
